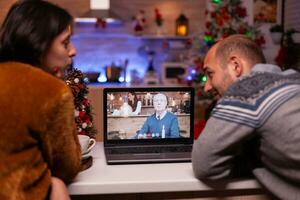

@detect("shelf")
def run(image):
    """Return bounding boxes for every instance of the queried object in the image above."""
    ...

[137,35,190,40]
[74,22,190,40]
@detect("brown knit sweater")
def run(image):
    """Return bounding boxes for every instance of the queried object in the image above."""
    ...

[0,62,81,200]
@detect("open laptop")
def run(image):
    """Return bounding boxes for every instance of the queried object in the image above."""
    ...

[103,87,194,164]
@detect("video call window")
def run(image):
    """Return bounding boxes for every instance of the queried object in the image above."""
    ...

[106,91,192,140]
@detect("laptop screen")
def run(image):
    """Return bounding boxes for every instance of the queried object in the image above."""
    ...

[103,87,194,144]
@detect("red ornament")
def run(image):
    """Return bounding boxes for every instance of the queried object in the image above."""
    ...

[197,90,203,97]
[205,9,209,16]
[205,22,212,29]
[85,118,91,125]
[205,31,213,36]
[236,6,247,18]
[210,12,217,18]
[82,98,90,107]
[79,130,87,135]
[79,111,86,119]
[132,10,146,34]
[186,38,192,46]
[162,40,169,49]
[255,36,266,46]
[238,25,246,34]
[78,84,85,90]
[154,8,163,26]
[95,18,107,28]
[194,120,206,140]
[222,33,230,39]
[275,46,286,67]
[216,16,224,26]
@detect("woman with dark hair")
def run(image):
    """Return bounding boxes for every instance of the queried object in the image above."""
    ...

[128,92,142,115]
[0,1,81,199]
[0,0,75,76]
[128,92,138,110]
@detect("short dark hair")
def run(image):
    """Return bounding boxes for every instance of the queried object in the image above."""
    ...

[215,34,266,68]
[0,0,73,68]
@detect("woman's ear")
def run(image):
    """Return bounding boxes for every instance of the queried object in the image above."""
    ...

[228,56,243,77]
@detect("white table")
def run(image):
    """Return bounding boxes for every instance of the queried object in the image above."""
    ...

[68,143,264,198]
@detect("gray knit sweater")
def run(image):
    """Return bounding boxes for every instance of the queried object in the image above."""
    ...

[192,64,300,200]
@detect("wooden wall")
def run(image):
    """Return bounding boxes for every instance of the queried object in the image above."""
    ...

[0,0,16,25]
[48,0,89,17]
[111,0,206,35]
[0,0,89,26]
[1,0,205,35]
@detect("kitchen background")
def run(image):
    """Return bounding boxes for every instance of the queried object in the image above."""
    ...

[2,0,300,142]
[2,0,300,86]
[1,2,299,199]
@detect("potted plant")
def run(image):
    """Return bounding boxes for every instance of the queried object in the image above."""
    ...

[270,24,283,44]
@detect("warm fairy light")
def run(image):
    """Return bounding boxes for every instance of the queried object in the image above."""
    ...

[146,93,151,99]
[177,25,187,36]
[110,94,115,100]
[172,99,176,107]
[176,14,189,36]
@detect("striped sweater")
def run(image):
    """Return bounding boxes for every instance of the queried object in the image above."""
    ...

[192,64,300,200]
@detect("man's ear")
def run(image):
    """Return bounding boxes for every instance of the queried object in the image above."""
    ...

[228,56,243,77]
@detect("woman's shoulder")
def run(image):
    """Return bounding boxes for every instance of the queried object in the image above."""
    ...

[1,61,70,97]
[8,62,66,83]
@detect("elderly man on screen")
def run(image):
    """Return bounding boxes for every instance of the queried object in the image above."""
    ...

[139,93,180,139]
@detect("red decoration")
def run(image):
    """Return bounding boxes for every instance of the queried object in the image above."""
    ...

[204,0,265,47]
[95,18,106,28]
[154,8,163,26]
[65,68,97,138]
[132,10,147,34]
[236,6,247,18]
[254,35,266,47]
[205,22,212,29]
[205,9,209,16]
[194,120,206,139]
[275,45,286,67]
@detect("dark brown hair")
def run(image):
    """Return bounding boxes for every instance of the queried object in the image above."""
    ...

[0,0,73,68]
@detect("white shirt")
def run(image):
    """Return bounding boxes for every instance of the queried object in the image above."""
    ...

[156,110,167,120]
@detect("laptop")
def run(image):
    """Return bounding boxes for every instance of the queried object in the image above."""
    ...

[103,87,194,164]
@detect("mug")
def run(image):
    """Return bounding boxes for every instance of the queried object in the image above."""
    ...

[78,135,96,155]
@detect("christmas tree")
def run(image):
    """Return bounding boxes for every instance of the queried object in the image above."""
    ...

[204,0,265,46]
[65,68,97,139]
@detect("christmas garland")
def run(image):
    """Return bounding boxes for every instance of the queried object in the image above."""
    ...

[65,68,96,138]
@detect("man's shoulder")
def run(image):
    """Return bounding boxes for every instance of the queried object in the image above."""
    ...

[225,70,300,100]
[213,71,300,128]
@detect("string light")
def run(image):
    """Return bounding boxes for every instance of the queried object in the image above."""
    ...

[201,75,207,82]
[212,0,222,5]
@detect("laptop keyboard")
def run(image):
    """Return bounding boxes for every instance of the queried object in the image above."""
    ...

[106,145,192,154]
